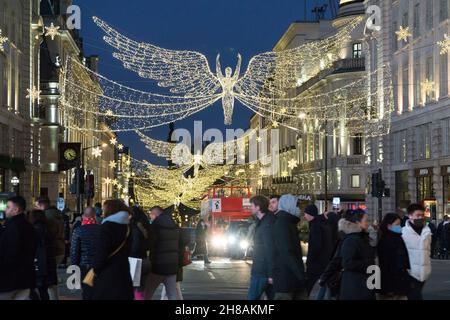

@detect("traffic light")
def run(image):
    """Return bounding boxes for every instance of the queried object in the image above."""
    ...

[70,168,85,194]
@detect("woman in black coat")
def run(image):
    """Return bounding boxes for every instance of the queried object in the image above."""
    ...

[194,220,210,264]
[29,210,57,300]
[92,200,133,300]
[377,213,410,300]
[339,211,376,300]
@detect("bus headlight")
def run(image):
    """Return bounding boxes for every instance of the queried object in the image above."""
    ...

[239,240,249,250]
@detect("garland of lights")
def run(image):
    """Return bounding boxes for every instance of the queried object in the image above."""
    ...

[89,16,364,126]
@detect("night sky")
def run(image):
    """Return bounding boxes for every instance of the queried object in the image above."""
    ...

[77,0,337,164]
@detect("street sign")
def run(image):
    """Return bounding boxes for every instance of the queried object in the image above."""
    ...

[211,199,222,212]
[10,176,20,186]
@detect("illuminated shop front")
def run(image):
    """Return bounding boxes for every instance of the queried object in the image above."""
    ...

[415,168,436,220]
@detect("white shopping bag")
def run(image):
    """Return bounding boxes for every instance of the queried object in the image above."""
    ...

[128,257,143,287]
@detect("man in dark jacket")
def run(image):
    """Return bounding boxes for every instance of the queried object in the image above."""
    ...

[70,207,101,300]
[247,196,275,300]
[0,196,37,300]
[304,204,335,296]
[35,197,64,300]
[144,206,181,300]
[273,195,307,300]
[437,216,449,259]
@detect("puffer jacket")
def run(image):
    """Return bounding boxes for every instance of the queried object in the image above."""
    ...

[70,223,102,267]
[149,213,181,275]
[402,221,432,282]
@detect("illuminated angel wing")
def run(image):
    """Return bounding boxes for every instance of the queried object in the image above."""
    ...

[235,16,364,97]
[93,17,221,97]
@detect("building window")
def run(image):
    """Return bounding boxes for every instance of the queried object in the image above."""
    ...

[426,56,435,102]
[353,134,363,155]
[426,0,433,30]
[440,53,448,98]
[396,171,411,211]
[403,64,409,111]
[414,53,421,107]
[413,3,420,37]
[443,118,450,156]
[351,175,360,188]
[352,43,362,59]
[392,21,398,52]
[394,130,408,164]
[415,124,432,160]
[441,0,449,21]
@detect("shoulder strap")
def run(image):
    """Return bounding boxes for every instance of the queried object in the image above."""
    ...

[108,225,130,259]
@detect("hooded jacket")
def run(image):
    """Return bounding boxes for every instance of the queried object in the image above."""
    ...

[272,195,306,293]
[92,211,133,300]
[251,213,276,278]
[402,221,432,282]
[149,213,181,275]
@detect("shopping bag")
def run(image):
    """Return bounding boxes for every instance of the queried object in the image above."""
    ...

[183,246,192,266]
[128,257,143,287]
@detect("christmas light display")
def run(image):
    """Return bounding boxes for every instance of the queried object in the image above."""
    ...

[438,34,450,55]
[0,29,7,52]
[44,23,60,41]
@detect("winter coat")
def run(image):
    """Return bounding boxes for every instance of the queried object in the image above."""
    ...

[319,219,361,297]
[401,221,432,282]
[149,213,181,276]
[377,230,410,295]
[33,220,57,287]
[272,211,306,293]
[92,212,133,300]
[194,223,208,255]
[130,217,150,259]
[70,223,102,267]
[251,213,276,278]
[306,215,335,283]
[45,208,65,257]
[0,214,37,293]
[437,222,450,250]
[339,229,376,300]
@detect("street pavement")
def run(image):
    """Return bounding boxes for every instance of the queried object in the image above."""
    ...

[58,258,449,300]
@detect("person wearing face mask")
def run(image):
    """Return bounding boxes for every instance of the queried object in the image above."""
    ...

[339,211,376,300]
[401,204,432,300]
[377,213,410,300]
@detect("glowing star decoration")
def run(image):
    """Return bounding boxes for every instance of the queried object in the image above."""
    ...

[298,112,307,120]
[422,79,435,96]
[116,183,123,190]
[117,144,124,151]
[256,136,262,143]
[103,177,112,185]
[280,108,287,114]
[438,34,450,55]
[105,109,114,117]
[45,23,61,41]
[109,137,117,146]
[396,26,411,43]
[111,179,118,186]
[92,147,103,158]
[26,86,41,103]
[281,171,289,178]
[288,159,298,170]
[272,121,279,128]
[0,29,8,52]
[109,160,117,169]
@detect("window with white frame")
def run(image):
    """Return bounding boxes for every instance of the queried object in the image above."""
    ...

[352,43,362,59]
[351,174,360,188]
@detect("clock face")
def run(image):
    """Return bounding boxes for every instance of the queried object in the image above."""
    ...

[64,148,77,161]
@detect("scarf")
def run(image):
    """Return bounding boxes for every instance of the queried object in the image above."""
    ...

[82,217,97,225]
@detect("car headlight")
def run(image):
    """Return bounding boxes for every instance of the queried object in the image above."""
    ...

[228,235,236,245]
[239,240,249,250]
[212,235,227,248]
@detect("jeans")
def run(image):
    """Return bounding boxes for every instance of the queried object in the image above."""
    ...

[0,289,30,300]
[407,276,425,300]
[144,273,179,300]
[316,285,327,300]
[161,282,183,300]
[247,276,275,300]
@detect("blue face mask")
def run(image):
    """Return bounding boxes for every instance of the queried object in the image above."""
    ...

[389,225,402,234]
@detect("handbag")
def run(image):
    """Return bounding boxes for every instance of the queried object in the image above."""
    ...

[182,246,192,267]
[83,226,130,287]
